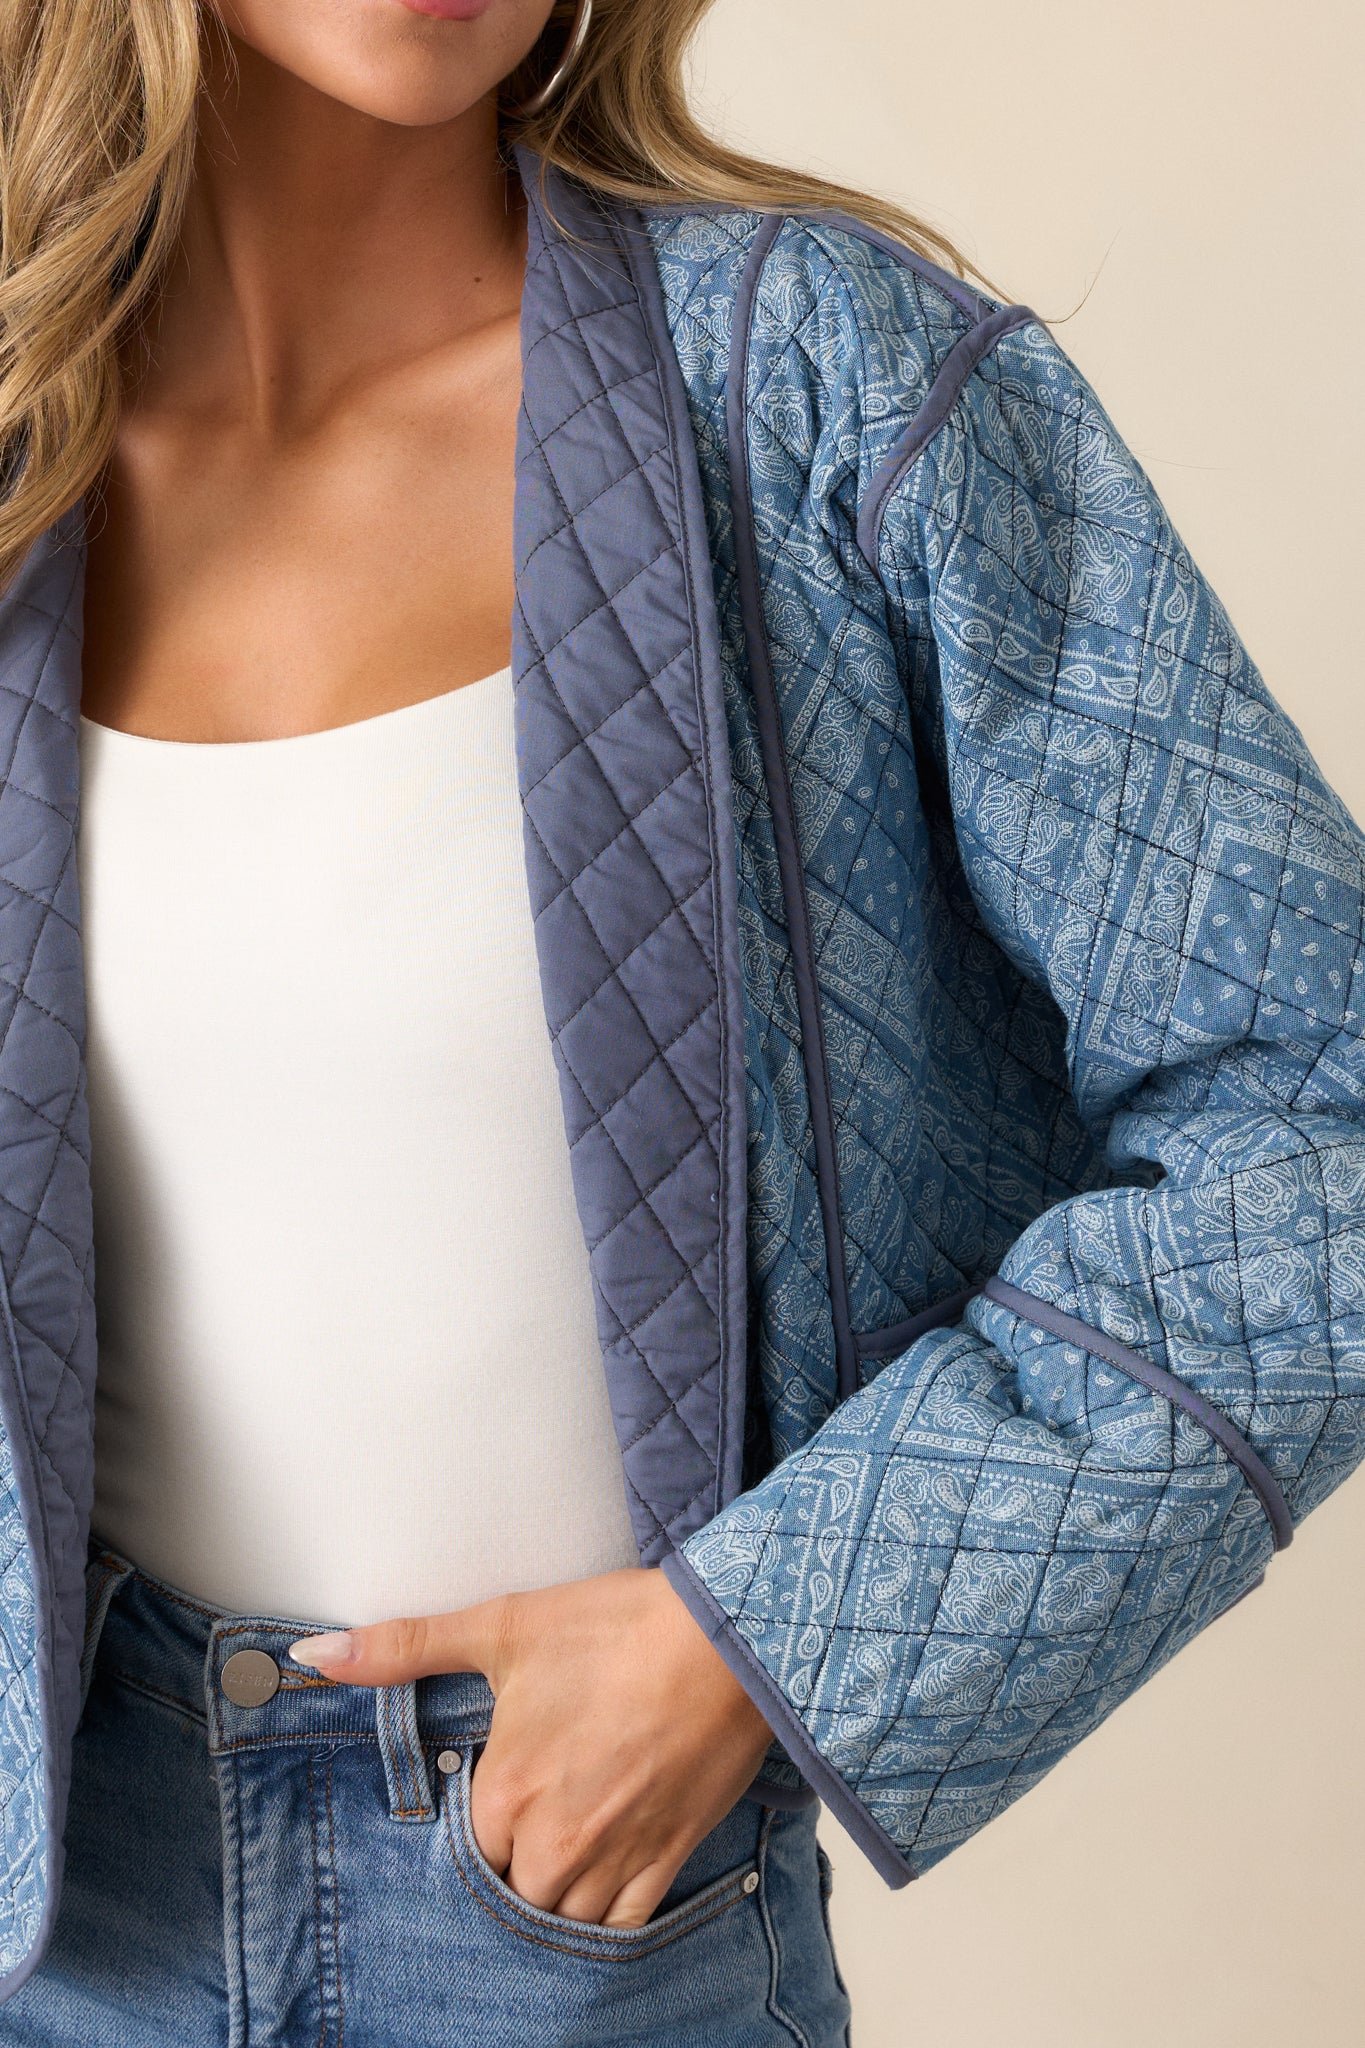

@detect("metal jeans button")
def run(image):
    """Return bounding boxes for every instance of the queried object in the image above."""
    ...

[220,1648,281,1708]
[436,1750,462,1775]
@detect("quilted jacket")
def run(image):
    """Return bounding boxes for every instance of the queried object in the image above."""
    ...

[0,150,1362,1994]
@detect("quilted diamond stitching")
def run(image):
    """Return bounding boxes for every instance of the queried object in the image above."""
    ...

[512,172,745,1559]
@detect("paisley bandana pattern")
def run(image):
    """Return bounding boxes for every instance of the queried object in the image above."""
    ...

[648,212,1365,1880]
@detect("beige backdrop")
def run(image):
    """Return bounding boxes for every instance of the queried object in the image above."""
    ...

[687,4,1365,2043]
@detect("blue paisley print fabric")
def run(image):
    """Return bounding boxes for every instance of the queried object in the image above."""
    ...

[647,212,1365,1880]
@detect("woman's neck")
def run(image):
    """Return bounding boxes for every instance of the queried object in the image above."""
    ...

[83,24,528,740]
[142,28,525,435]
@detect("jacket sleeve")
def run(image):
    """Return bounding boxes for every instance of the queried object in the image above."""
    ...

[662,314,1365,1885]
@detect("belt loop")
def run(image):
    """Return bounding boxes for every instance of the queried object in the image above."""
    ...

[376,1682,434,1823]
[80,1550,133,1713]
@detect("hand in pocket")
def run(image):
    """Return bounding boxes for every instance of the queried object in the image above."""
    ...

[289,1567,774,1927]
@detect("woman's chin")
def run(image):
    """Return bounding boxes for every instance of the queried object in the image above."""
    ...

[211,0,549,130]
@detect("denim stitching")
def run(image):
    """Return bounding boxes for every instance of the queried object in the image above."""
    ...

[325,1752,344,2047]
[309,1750,327,2048]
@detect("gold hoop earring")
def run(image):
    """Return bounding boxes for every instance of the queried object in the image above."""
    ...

[512,0,594,118]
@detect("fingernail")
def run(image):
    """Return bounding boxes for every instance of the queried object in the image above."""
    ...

[288,1630,353,1669]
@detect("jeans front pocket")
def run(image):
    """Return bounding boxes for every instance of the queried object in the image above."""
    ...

[441,1745,765,1962]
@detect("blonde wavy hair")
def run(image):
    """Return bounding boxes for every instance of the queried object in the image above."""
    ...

[0,0,973,594]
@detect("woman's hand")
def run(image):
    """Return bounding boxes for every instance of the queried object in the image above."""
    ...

[287,1568,775,1928]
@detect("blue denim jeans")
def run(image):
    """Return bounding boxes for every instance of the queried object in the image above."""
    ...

[0,1553,851,2046]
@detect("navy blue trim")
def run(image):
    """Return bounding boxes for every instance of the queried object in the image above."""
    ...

[983,1278,1294,1552]
[727,215,861,1405]
[619,203,752,1519]
[662,1550,915,1890]
[855,1285,980,1365]
[855,304,1038,568]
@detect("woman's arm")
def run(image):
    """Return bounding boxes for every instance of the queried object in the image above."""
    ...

[665,310,1365,1880]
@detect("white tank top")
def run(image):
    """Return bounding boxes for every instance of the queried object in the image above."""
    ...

[78,669,639,1626]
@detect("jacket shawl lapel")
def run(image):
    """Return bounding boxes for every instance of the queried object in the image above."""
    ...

[511,154,748,1563]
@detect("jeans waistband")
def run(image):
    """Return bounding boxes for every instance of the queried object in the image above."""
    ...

[84,1544,817,1820]
[84,1545,497,1825]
